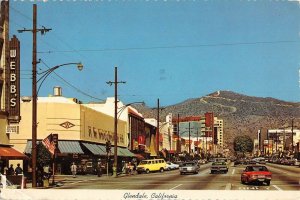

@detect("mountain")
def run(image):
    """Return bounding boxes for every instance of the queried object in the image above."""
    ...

[132,91,300,151]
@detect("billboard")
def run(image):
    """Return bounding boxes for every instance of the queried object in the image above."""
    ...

[6,35,20,122]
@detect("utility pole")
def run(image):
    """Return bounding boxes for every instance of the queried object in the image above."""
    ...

[17,4,51,188]
[275,131,278,152]
[196,128,199,154]
[156,98,160,155]
[267,129,270,156]
[177,114,180,153]
[106,67,126,177]
[188,122,191,154]
[291,118,294,153]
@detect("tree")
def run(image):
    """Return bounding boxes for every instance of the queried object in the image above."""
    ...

[36,142,52,167]
[233,135,253,156]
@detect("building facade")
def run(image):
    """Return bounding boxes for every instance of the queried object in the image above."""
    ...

[10,95,132,174]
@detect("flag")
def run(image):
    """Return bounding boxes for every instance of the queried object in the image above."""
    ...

[42,134,56,155]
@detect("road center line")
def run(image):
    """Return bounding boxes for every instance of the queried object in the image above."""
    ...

[272,185,282,191]
[232,169,235,175]
[169,184,182,190]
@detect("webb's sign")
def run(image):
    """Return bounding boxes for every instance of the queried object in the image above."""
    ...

[6,35,20,122]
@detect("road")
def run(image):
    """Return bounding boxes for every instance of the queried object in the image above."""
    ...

[54,163,300,190]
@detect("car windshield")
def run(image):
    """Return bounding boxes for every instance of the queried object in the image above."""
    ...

[247,166,268,172]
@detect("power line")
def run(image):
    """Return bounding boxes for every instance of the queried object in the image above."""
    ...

[11,5,85,60]
[37,40,300,53]
[39,60,104,102]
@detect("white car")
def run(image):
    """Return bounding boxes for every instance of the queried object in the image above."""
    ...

[166,162,180,170]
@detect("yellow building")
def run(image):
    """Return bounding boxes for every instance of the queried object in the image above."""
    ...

[10,95,132,174]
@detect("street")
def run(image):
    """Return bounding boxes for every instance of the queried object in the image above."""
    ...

[54,163,300,191]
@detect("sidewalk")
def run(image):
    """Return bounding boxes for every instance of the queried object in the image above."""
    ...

[25,173,131,189]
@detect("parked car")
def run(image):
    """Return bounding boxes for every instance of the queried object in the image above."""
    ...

[137,159,166,174]
[241,165,272,186]
[249,159,257,165]
[179,162,200,175]
[166,162,179,170]
[210,161,228,174]
[198,159,208,165]
[281,157,296,165]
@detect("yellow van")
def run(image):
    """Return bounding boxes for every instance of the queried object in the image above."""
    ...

[137,159,167,174]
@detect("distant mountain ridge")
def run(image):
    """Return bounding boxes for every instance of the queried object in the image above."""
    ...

[132,90,300,151]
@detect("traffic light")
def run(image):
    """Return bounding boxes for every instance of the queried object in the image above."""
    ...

[106,140,111,153]
[52,133,59,150]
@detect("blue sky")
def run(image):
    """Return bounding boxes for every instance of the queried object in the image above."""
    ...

[9,0,300,107]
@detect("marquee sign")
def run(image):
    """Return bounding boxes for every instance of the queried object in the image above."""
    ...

[7,35,20,122]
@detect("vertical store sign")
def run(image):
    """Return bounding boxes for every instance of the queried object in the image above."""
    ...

[7,35,20,122]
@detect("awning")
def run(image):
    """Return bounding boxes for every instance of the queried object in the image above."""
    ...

[59,141,84,154]
[81,142,106,156]
[0,146,28,160]
[119,148,135,157]
[111,146,125,156]
[24,140,84,154]
[109,147,135,157]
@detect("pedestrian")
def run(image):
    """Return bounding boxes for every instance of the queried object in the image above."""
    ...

[127,162,132,175]
[43,164,51,180]
[97,162,102,177]
[132,162,137,175]
[3,166,8,175]
[7,164,14,175]
[71,162,77,178]
[15,163,23,175]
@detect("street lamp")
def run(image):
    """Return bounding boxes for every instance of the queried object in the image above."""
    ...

[31,62,83,187]
[37,62,83,94]
[117,102,145,120]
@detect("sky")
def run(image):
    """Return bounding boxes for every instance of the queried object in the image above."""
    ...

[8,0,300,107]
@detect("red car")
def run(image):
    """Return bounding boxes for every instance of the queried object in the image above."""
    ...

[241,165,272,186]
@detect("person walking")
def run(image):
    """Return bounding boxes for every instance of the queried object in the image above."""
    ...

[15,163,23,175]
[97,162,102,177]
[71,162,77,178]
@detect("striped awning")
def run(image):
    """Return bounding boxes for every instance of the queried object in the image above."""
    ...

[81,142,106,156]
[24,140,84,154]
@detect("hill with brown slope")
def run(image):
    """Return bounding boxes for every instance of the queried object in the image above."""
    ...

[132,91,300,151]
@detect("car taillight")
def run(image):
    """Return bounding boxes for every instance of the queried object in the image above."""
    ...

[250,175,258,179]
[265,175,272,178]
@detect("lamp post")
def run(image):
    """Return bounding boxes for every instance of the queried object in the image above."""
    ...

[32,62,83,187]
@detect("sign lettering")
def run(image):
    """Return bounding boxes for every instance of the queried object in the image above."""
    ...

[7,35,20,122]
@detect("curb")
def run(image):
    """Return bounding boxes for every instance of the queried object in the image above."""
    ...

[225,183,232,190]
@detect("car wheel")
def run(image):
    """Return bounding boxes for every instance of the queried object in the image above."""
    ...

[137,171,141,174]
[211,171,214,174]
[266,181,270,186]
[245,178,249,185]
[160,168,164,173]
[146,169,150,174]
[241,178,245,184]
[180,172,184,175]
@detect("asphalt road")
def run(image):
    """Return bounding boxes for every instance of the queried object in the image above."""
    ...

[55,163,300,191]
